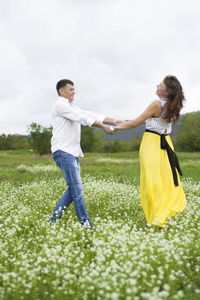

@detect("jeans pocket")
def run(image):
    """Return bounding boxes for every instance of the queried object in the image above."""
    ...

[53,151,62,168]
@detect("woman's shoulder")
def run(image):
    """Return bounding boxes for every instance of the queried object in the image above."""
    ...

[154,98,167,109]
[151,99,162,108]
[154,98,167,103]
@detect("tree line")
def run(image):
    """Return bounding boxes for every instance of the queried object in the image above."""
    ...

[0,134,30,150]
[0,111,199,155]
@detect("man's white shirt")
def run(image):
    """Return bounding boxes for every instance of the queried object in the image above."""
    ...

[51,96,105,157]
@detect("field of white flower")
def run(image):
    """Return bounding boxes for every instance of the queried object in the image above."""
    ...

[0,162,200,300]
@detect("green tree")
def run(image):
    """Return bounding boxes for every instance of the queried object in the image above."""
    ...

[0,134,8,150]
[103,142,112,153]
[127,137,142,151]
[175,111,200,152]
[111,140,122,153]
[92,130,105,152]
[11,135,30,150]
[81,126,96,152]
[27,123,52,155]
[0,134,26,150]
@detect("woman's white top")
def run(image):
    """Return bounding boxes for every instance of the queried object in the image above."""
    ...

[146,98,172,134]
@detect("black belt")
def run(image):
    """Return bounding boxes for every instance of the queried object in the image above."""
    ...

[145,129,183,187]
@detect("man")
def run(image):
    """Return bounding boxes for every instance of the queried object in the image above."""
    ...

[50,79,117,228]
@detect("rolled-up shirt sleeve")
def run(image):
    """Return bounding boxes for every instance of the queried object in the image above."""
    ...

[55,100,96,127]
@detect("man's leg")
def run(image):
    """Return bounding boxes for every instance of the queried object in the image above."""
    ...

[51,150,92,226]
[69,157,92,226]
[63,153,92,226]
[50,150,73,223]
[51,189,73,221]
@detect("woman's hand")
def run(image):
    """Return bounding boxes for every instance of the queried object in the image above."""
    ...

[114,120,128,130]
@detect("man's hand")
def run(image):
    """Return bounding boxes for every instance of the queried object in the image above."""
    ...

[92,121,117,134]
[102,125,117,135]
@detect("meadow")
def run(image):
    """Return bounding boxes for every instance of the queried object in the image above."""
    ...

[0,150,200,300]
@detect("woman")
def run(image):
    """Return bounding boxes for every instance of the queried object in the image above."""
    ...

[115,75,186,227]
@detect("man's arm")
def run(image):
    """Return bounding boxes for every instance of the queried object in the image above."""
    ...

[75,106,119,125]
[74,105,106,124]
[103,117,115,124]
[55,101,115,134]
[92,121,115,134]
[103,117,126,125]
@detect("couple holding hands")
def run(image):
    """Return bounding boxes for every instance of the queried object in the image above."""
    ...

[50,76,186,228]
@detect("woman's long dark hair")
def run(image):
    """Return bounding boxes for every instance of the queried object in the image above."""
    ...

[163,75,185,124]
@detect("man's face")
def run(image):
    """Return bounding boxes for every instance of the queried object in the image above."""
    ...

[60,84,75,102]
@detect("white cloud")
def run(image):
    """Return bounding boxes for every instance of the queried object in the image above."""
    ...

[0,0,200,134]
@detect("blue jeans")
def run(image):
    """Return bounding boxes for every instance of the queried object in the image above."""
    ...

[51,150,92,226]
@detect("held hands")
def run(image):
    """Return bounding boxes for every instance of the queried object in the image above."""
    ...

[102,125,117,135]
[114,120,126,130]
[109,120,127,133]
[102,120,127,134]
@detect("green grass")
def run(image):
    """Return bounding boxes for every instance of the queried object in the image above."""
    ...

[1,150,199,183]
[0,150,54,183]
[0,150,200,300]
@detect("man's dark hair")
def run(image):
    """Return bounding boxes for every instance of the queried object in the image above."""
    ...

[56,79,74,96]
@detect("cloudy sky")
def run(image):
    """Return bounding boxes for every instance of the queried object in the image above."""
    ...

[1,0,200,135]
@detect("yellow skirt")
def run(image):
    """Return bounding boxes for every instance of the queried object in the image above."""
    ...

[139,132,186,227]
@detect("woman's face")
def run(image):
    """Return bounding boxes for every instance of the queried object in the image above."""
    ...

[156,80,168,98]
